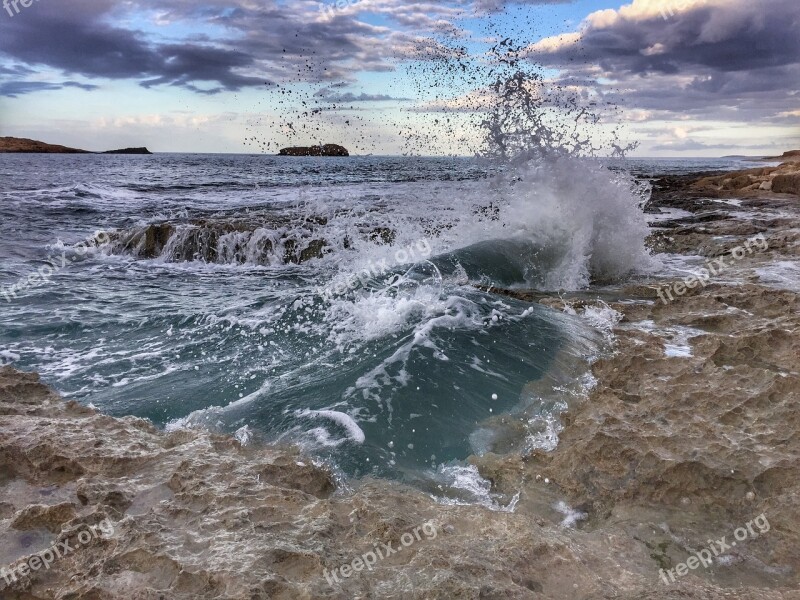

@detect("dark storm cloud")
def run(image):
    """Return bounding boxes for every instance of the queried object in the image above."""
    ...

[549,62,800,125]
[0,80,98,97]
[529,0,800,123]
[0,1,272,96]
[0,5,160,78]
[530,0,800,74]
[0,0,504,96]
[0,65,35,77]
[138,44,267,92]
[0,0,582,97]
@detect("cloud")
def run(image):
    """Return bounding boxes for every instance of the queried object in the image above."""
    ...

[0,0,585,97]
[0,0,794,156]
[0,0,393,94]
[649,139,739,152]
[0,80,99,97]
[530,0,800,75]
[524,0,800,131]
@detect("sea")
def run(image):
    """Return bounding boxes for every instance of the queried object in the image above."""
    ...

[0,153,768,503]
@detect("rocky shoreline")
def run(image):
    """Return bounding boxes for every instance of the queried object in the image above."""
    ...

[1,163,799,599]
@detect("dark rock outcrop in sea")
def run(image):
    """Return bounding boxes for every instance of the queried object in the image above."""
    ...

[102,218,400,265]
[106,220,333,264]
[279,144,349,156]
[102,147,152,155]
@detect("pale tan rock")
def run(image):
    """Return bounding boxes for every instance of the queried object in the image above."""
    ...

[691,160,800,198]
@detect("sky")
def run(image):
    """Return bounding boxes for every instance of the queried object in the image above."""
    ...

[0,0,798,156]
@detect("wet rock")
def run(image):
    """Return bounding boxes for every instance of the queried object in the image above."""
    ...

[773,172,800,195]
[648,161,800,210]
[368,227,396,245]
[105,220,400,266]
[11,502,77,533]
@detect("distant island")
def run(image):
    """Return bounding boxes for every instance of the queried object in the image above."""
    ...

[0,137,152,154]
[103,147,153,155]
[279,144,349,157]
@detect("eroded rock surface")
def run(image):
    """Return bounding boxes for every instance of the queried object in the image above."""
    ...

[648,156,800,211]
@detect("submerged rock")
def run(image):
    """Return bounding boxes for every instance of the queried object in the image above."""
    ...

[773,172,800,195]
[104,219,398,265]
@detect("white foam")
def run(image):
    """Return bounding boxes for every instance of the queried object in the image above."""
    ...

[712,198,743,207]
[338,289,486,406]
[625,321,702,359]
[755,260,800,292]
[662,325,703,358]
[295,409,365,444]
[526,412,563,452]
[579,302,623,335]
[430,464,519,513]
[554,500,588,528]
[325,283,451,347]
[664,342,693,358]
[0,350,20,364]
[234,425,253,446]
